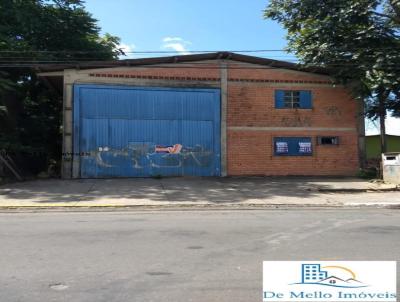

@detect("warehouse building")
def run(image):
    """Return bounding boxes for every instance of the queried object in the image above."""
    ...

[39,52,365,178]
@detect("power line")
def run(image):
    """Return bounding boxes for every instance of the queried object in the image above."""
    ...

[1,57,397,64]
[0,54,398,68]
[2,59,397,65]
[0,63,399,70]
[0,56,396,64]
[0,60,397,66]
[0,55,300,60]
[0,65,299,70]
[0,46,400,55]
[0,49,292,54]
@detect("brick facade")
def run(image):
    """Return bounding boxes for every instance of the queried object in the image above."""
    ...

[227,130,359,176]
[226,72,360,176]
[53,54,362,177]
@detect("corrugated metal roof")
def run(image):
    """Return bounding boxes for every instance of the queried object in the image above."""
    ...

[36,51,329,75]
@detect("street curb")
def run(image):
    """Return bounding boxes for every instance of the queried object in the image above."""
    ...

[0,203,399,212]
[316,187,399,193]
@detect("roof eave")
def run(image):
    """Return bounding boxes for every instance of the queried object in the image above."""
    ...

[35,51,330,75]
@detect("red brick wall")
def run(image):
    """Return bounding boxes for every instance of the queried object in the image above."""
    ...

[89,63,221,80]
[227,85,357,128]
[227,131,359,176]
[226,67,360,176]
[86,62,361,176]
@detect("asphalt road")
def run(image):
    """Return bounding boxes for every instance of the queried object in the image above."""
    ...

[0,209,399,302]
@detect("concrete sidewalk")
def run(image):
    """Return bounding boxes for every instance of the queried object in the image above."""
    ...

[0,177,398,209]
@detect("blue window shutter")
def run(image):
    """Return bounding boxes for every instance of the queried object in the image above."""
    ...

[300,91,312,109]
[275,90,285,108]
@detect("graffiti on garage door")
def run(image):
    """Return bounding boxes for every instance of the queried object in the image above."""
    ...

[85,143,214,169]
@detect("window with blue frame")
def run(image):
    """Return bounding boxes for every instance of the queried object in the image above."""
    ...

[274,137,313,156]
[275,90,312,109]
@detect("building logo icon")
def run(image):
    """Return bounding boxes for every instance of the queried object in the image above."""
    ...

[292,263,369,288]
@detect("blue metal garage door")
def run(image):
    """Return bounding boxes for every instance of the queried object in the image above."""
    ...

[73,84,221,178]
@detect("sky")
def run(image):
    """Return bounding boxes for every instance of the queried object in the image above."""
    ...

[84,0,399,135]
[84,0,289,58]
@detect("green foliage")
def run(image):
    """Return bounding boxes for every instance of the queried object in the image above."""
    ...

[0,71,14,92]
[0,0,122,175]
[0,0,122,61]
[264,0,400,120]
[356,167,378,179]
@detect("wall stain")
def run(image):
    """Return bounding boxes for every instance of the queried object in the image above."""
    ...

[281,116,312,127]
[325,106,342,117]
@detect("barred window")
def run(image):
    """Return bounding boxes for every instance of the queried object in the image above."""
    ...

[284,91,300,108]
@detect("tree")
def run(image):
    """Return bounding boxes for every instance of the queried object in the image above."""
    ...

[0,0,122,176]
[264,0,400,154]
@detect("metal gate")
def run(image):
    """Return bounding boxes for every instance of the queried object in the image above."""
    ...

[73,84,221,178]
